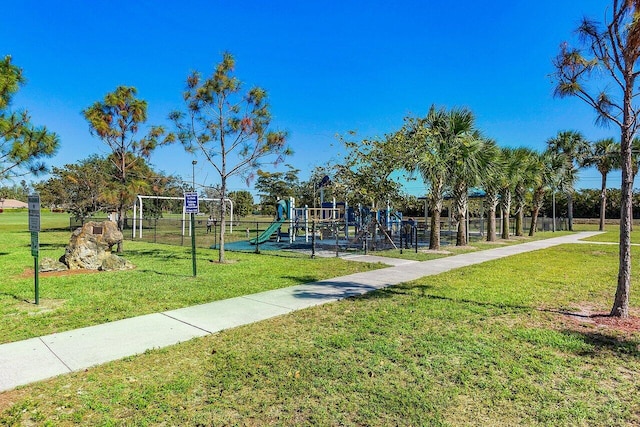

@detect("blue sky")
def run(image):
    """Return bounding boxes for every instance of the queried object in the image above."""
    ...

[1,1,619,197]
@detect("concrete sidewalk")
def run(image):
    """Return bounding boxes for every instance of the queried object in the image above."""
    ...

[0,232,600,392]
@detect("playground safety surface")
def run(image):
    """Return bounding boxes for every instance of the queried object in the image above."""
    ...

[0,232,601,392]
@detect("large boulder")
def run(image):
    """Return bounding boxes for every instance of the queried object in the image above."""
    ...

[61,221,134,271]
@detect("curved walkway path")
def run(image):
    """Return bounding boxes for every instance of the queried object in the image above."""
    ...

[0,232,601,392]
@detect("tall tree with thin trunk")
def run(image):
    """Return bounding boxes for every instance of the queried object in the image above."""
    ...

[405,106,456,250]
[83,86,169,252]
[1,55,59,182]
[546,131,589,232]
[451,126,493,246]
[498,147,520,240]
[513,148,538,237]
[582,138,621,231]
[481,140,503,242]
[446,108,476,246]
[528,150,558,236]
[170,52,290,263]
[552,0,640,317]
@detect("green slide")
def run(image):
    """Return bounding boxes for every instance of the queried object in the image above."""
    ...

[249,217,287,244]
[249,199,290,245]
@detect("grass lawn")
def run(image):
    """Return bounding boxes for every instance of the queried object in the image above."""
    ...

[579,229,640,244]
[0,211,385,344]
[375,230,575,261]
[573,222,640,244]
[1,216,639,424]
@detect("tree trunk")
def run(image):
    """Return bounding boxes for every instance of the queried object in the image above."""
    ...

[515,207,524,237]
[611,118,633,318]
[501,208,510,240]
[500,190,511,240]
[219,178,226,263]
[487,207,496,242]
[529,186,544,237]
[529,206,540,236]
[117,152,127,254]
[599,172,607,231]
[116,200,125,253]
[456,216,466,246]
[430,207,441,250]
[515,185,525,237]
[567,191,574,231]
[429,186,443,250]
[485,192,498,242]
[454,184,467,246]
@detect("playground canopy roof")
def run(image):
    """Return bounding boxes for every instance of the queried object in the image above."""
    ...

[419,189,486,201]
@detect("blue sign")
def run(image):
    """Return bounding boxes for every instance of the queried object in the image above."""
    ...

[184,192,199,214]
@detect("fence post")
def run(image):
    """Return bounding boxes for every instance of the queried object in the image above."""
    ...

[335,222,339,257]
[311,221,316,259]
[364,230,368,255]
[255,221,260,254]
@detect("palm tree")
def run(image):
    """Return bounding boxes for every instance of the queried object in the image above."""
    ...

[581,138,621,231]
[480,140,502,242]
[498,147,520,240]
[528,150,557,236]
[513,148,538,237]
[546,131,590,231]
[451,128,494,246]
[417,106,452,250]
[447,109,477,246]
[411,106,453,251]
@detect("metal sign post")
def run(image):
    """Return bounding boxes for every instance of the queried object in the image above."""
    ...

[28,194,41,304]
[184,192,199,277]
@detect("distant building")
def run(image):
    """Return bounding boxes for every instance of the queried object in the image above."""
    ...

[0,198,28,209]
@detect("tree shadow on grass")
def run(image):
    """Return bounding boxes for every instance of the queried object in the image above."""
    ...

[558,329,640,357]
[546,309,640,357]
[375,284,640,358]
[366,282,533,311]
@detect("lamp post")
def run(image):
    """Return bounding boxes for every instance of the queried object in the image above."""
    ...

[192,160,197,191]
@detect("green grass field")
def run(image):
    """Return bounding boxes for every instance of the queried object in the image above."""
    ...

[1,210,639,425]
[0,211,385,343]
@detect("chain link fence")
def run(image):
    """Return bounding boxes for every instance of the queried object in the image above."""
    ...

[68,214,567,255]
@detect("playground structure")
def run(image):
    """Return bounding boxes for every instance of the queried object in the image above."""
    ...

[122,193,566,252]
[238,197,416,252]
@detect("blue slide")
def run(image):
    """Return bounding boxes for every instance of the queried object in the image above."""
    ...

[250,199,289,244]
